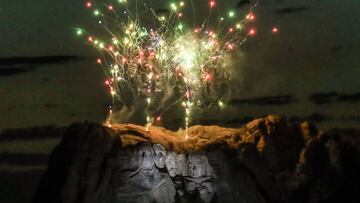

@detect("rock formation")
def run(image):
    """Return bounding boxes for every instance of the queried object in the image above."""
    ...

[33,115,360,203]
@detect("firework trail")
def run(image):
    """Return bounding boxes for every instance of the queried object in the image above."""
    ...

[77,0,278,137]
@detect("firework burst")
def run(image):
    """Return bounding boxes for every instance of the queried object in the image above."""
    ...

[77,0,275,137]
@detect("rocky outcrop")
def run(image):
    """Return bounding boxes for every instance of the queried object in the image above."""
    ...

[33,115,360,203]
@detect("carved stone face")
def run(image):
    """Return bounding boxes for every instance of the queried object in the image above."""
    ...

[187,154,208,178]
[153,144,166,169]
[165,152,187,177]
[137,143,156,170]
[184,154,216,202]
[112,143,176,202]
[165,152,178,177]
[199,182,215,203]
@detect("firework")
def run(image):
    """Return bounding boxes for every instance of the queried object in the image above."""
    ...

[77,0,275,138]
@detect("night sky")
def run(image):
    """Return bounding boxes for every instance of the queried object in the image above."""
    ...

[1,0,360,130]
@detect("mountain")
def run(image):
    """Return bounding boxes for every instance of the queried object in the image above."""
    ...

[31,115,360,203]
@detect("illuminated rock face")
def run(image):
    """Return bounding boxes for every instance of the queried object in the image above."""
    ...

[109,143,176,203]
[108,144,218,203]
[32,116,360,203]
[32,121,280,203]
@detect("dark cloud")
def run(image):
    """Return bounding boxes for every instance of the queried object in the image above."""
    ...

[199,113,360,125]
[194,116,255,127]
[337,93,360,102]
[0,126,64,141]
[309,92,360,104]
[339,115,360,122]
[0,153,48,166]
[229,95,296,106]
[0,55,83,77]
[275,7,310,15]
[0,55,82,66]
[309,92,339,104]
[223,116,255,126]
[0,68,29,76]
[290,113,360,123]
[289,113,331,123]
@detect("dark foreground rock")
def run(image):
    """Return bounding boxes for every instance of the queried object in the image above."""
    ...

[33,115,360,203]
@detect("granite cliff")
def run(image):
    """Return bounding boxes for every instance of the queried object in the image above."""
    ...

[33,115,360,203]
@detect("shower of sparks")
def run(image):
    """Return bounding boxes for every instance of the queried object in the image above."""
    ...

[77,0,278,138]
